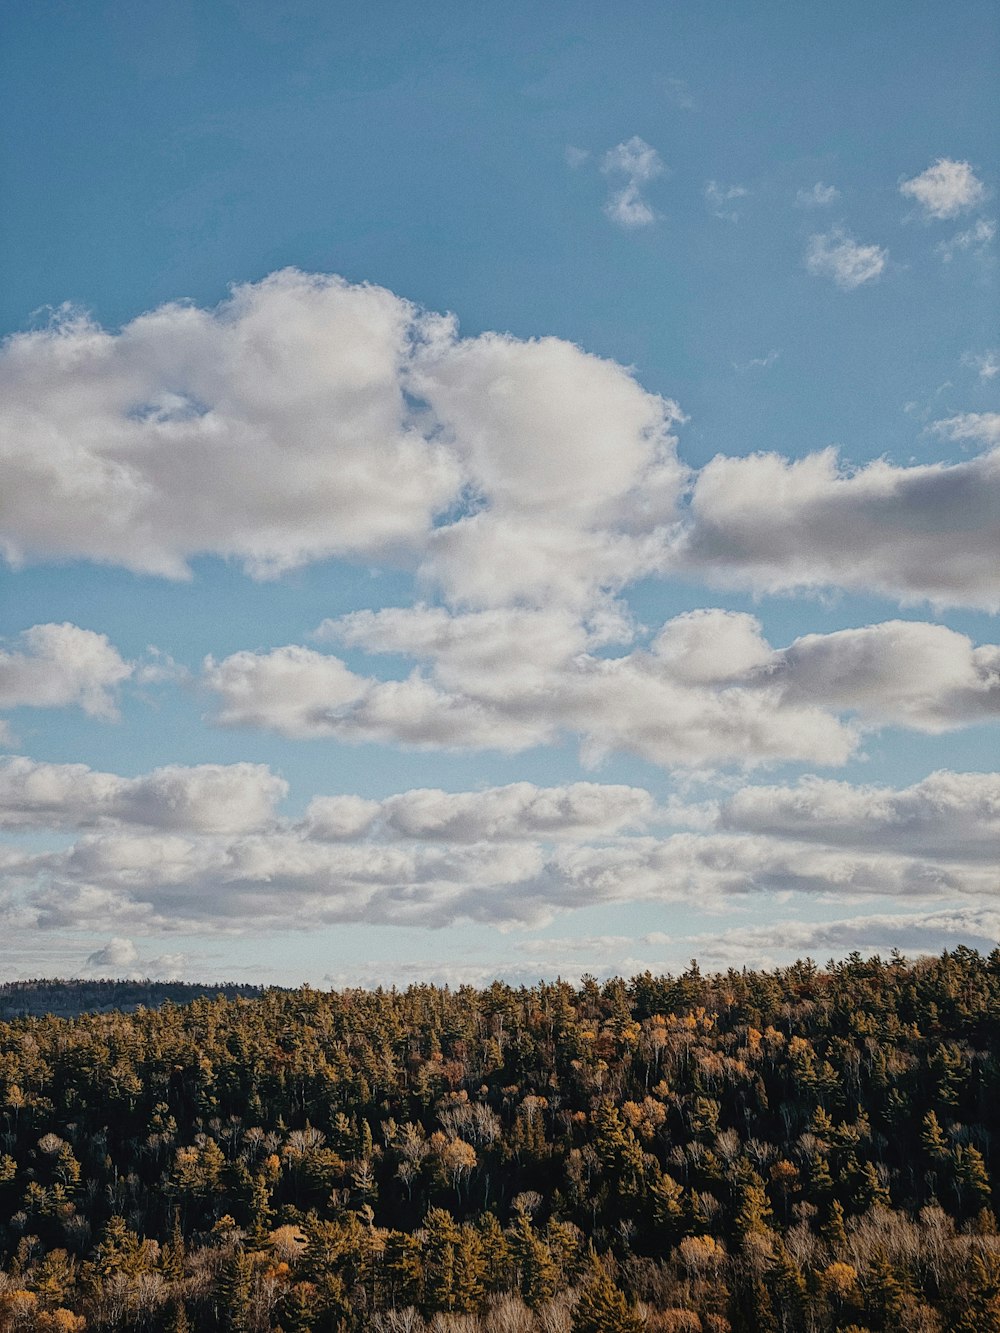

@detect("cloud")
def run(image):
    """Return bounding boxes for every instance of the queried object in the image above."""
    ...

[4,764,997,939]
[1,271,685,613]
[962,349,1000,381]
[86,936,138,968]
[936,217,996,263]
[900,158,988,219]
[678,445,1000,610]
[205,608,998,770]
[84,935,187,979]
[10,818,995,937]
[734,350,780,373]
[0,273,460,579]
[0,756,287,833]
[0,624,132,719]
[705,181,748,221]
[795,183,840,208]
[374,781,655,843]
[4,267,997,626]
[564,146,590,168]
[203,645,368,738]
[304,780,653,845]
[716,769,1000,860]
[805,229,887,288]
[932,413,1000,450]
[601,136,665,228]
[409,330,686,608]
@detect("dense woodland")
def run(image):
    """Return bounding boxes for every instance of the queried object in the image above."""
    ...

[1,949,1000,1331]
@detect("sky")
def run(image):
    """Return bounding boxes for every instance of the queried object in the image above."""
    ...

[0,0,997,987]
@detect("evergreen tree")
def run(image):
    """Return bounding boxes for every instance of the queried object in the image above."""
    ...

[572,1254,645,1333]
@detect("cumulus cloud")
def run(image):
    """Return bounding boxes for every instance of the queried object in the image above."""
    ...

[795,182,840,208]
[6,267,997,624]
[601,136,665,228]
[205,608,999,769]
[10,816,995,937]
[805,229,887,288]
[84,935,187,979]
[86,936,139,968]
[932,413,1000,450]
[0,624,132,719]
[304,781,652,845]
[716,769,1000,860]
[3,762,996,939]
[376,781,654,843]
[679,445,1000,610]
[0,270,685,613]
[0,756,287,832]
[900,158,988,219]
[0,273,459,579]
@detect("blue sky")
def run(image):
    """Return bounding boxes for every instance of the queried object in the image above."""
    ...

[0,0,997,986]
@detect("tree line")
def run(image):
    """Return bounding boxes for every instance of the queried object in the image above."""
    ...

[0,947,999,1330]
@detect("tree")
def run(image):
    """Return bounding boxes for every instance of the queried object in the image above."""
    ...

[508,1210,559,1310]
[572,1254,645,1333]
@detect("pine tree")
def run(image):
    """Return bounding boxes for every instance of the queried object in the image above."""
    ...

[921,1110,949,1161]
[572,1254,645,1333]
[216,1247,253,1333]
[854,1161,890,1211]
[508,1209,559,1310]
[955,1144,992,1212]
[821,1199,847,1250]
[422,1207,461,1313]
[477,1212,511,1294]
[453,1224,486,1314]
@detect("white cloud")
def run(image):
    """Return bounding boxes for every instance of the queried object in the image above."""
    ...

[601,136,665,228]
[3,764,997,939]
[805,229,887,288]
[717,769,1000,860]
[962,349,1000,381]
[84,935,187,979]
[10,819,994,937]
[0,624,132,719]
[0,271,686,614]
[936,217,996,262]
[900,158,988,219]
[86,936,139,968]
[4,267,998,641]
[205,609,998,770]
[564,146,590,168]
[300,780,655,845]
[376,781,655,842]
[203,645,368,738]
[705,181,748,221]
[0,272,460,579]
[679,445,1000,610]
[795,182,840,208]
[932,413,1000,450]
[0,756,287,833]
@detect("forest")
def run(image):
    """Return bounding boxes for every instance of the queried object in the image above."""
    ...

[0,948,999,1332]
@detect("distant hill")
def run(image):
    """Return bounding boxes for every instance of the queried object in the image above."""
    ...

[0,976,265,1018]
